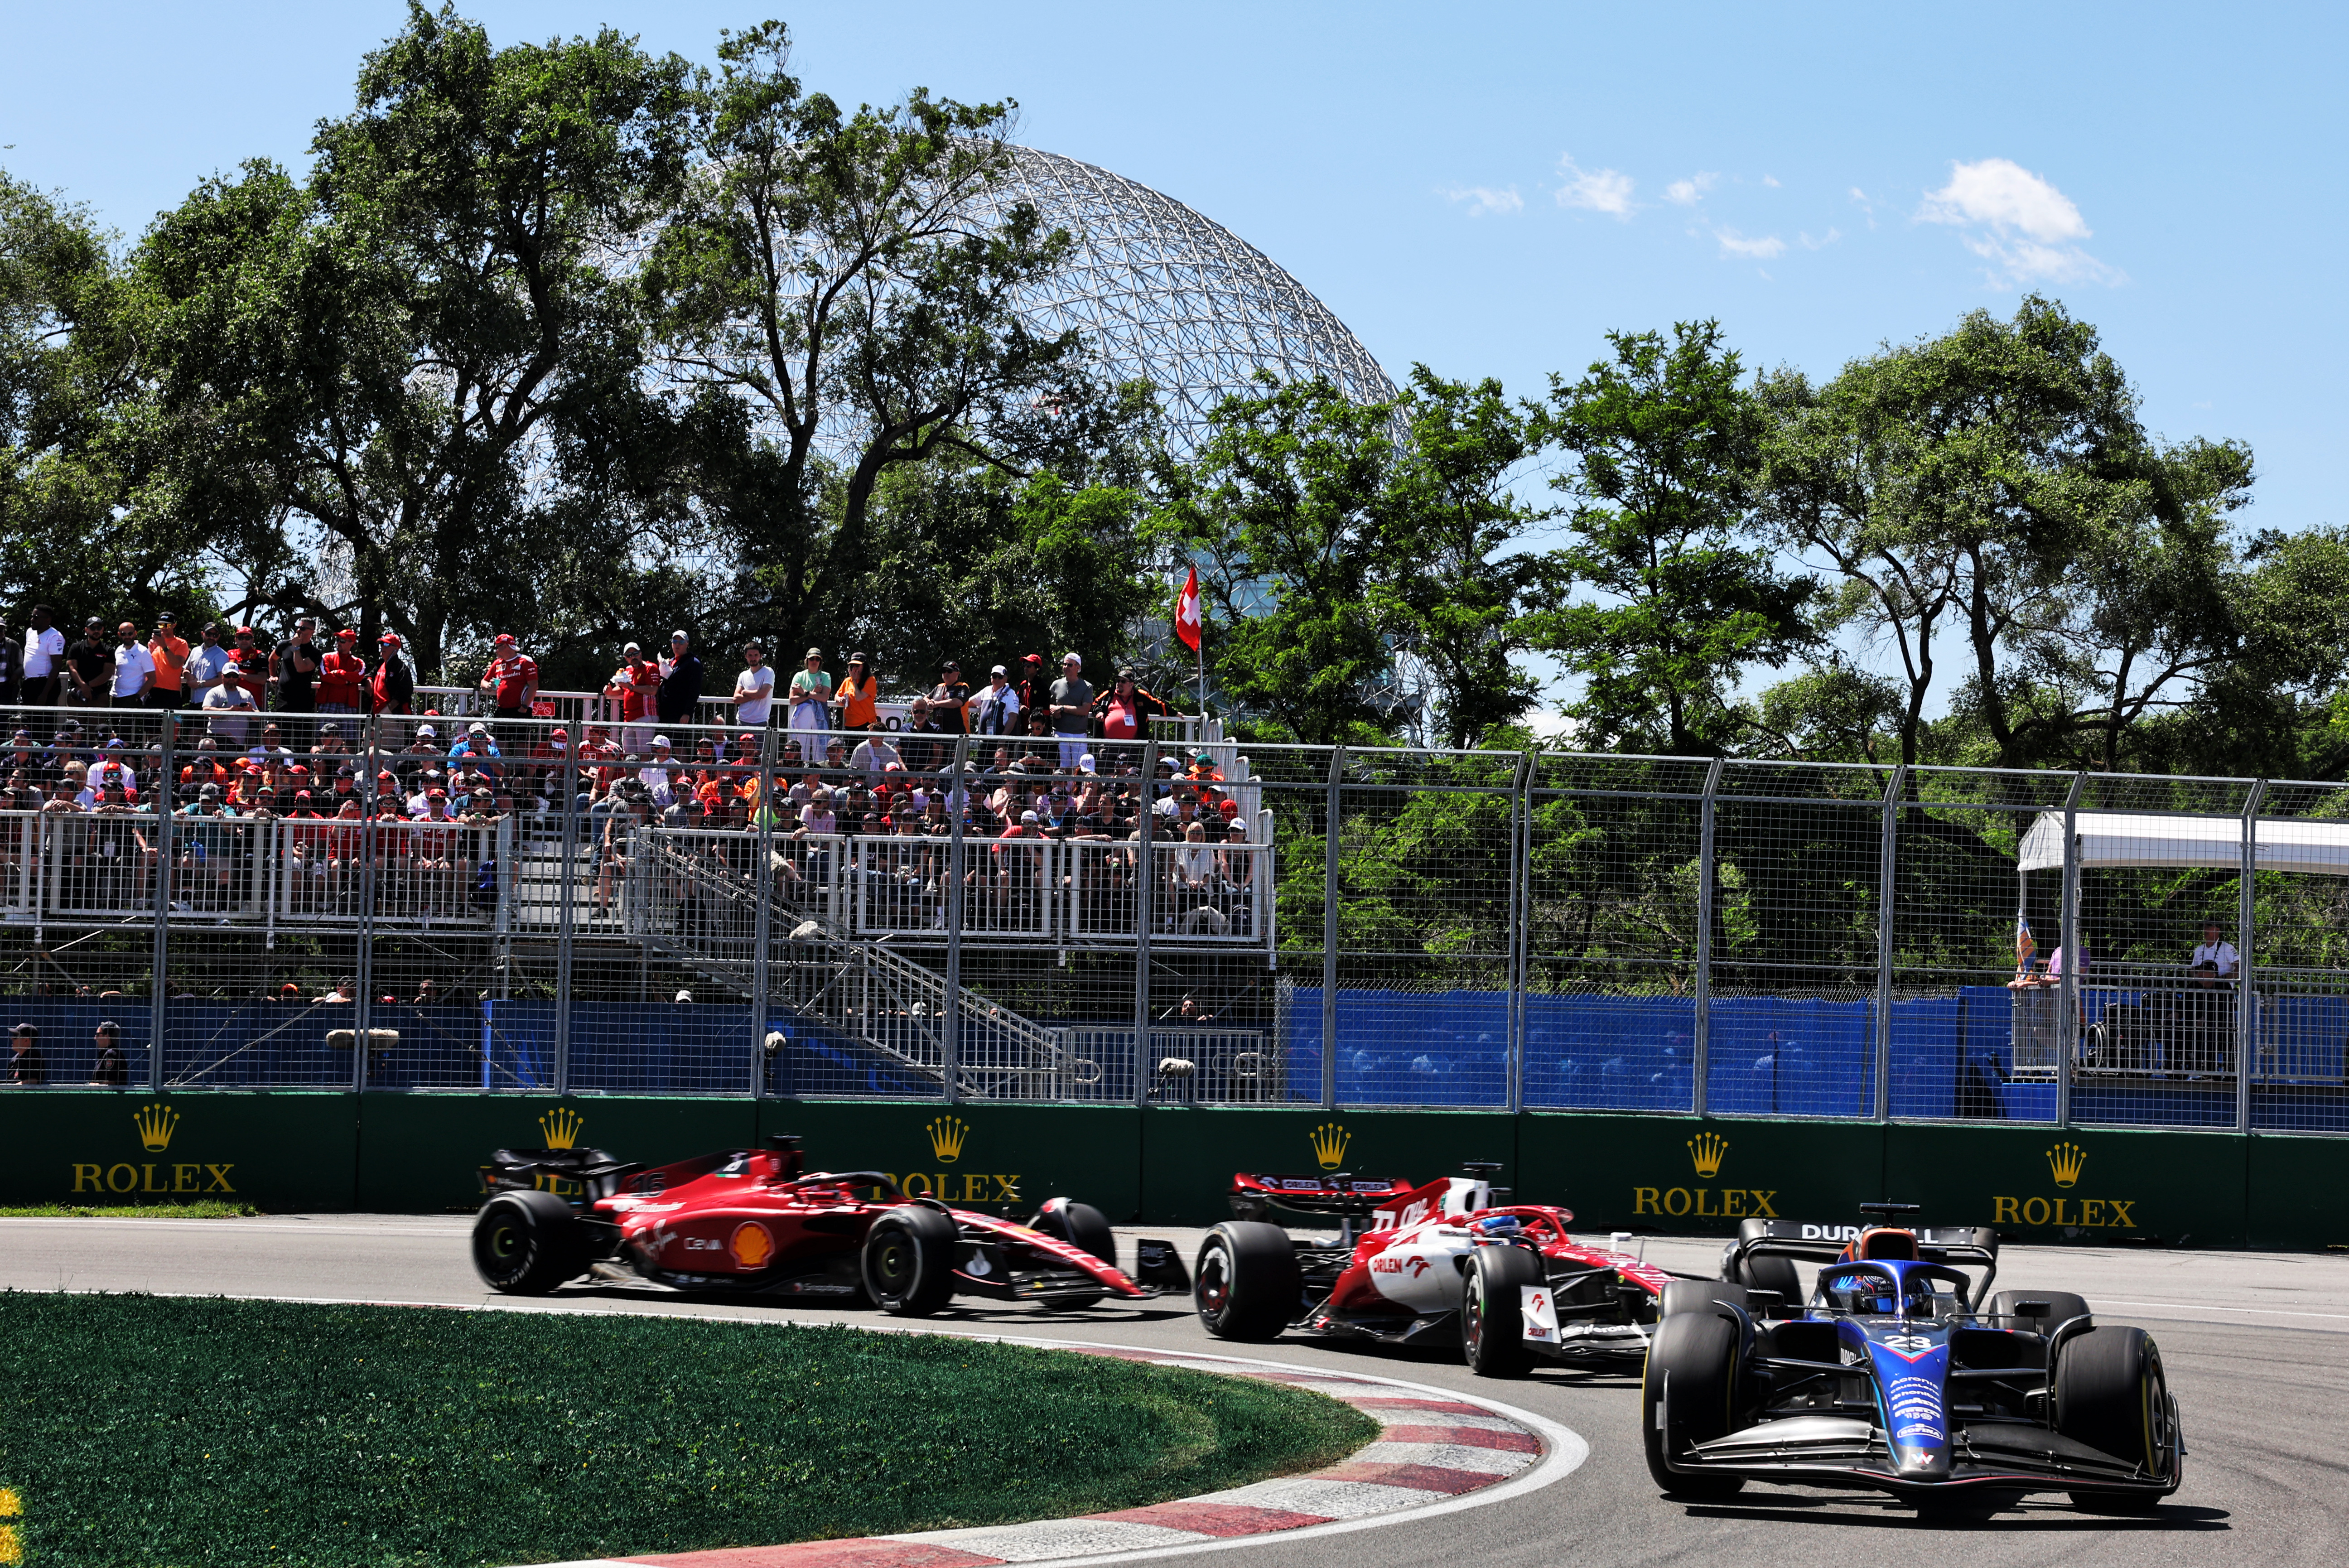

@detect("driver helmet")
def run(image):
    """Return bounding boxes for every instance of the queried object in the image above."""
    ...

[1470,1214,1524,1238]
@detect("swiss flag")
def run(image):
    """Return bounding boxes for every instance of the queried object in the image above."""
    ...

[1174,565,1202,652]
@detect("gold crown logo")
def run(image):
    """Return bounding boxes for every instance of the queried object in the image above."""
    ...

[539,1108,584,1151]
[2046,1141,2087,1189]
[131,1103,179,1153]
[1310,1122,1350,1170]
[1688,1131,1728,1179]
[926,1115,969,1163]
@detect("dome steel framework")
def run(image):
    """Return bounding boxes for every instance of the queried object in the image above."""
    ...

[980,146,1399,448]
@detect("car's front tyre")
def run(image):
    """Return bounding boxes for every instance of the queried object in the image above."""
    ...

[863,1206,960,1316]
[1640,1304,1748,1498]
[1462,1243,1540,1377]
[1193,1221,1299,1341]
[471,1190,589,1295]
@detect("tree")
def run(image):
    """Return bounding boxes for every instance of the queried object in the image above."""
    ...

[1148,375,1404,745]
[644,20,1113,664]
[136,4,695,675]
[1536,321,1819,755]
[1378,367,1561,748]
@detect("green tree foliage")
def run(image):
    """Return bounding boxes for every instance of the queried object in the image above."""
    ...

[1536,320,1819,755]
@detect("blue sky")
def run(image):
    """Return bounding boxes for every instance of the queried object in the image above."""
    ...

[5,2,2341,713]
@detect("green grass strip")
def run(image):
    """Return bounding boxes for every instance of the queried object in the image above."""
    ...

[0,1202,256,1219]
[0,1294,1376,1568]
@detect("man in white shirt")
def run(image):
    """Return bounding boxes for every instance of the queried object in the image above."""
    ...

[2190,922,2240,979]
[849,731,901,783]
[111,622,157,707]
[969,663,1020,735]
[731,642,776,726]
[638,736,679,806]
[21,606,64,708]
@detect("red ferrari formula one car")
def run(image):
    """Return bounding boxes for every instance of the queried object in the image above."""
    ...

[471,1134,1187,1315]
[1199,1161,1679,1373]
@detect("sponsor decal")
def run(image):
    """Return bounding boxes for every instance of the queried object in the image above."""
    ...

[882,1117,1017,1205]
[1992,1141,2141,1231]
[1631,1132,1775,1219]
[926,1115,969,1163]
[1895,1423,1944,1442]
[1520,1285,1558,1343]
[540,1107,585,1150]
[1801,1223,1862,1242]
[728,1222,775,1269]
[1311,1122,1350,1170]
[1278,1178,1325,1192]
[70,1103,236,1195]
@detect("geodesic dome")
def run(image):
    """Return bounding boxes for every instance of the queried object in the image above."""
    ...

[980,146,1399,449]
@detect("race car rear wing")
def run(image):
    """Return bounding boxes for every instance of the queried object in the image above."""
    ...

[1722,1213,2001,1306]
[1229,1172,1419,1221]
[479,1145,645,1202]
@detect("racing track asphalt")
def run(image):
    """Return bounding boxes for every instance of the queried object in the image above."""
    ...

[4,1216,2345,1568]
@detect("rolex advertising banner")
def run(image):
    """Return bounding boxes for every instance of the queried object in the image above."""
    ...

[0,1091,359,1210]
[1517,1112,1889,1235]
[761,1100,1142,1222]
[1884,1123,2248,1247]
[357,1094,759,1211]
[2244,1133,2349,1250]
[1137,1108,1519,1226]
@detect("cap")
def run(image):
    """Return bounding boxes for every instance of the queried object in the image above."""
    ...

[991,664,1006,675]
[652,735,671,748]
[235,626,254,635]
[157,611,176,623]
[468,721,487,734]
[848,651,866,664]
[1021,810,1038,823]
[1196,750,1215,763]
[494,633,516,646]
[1063,652,1082,668]
[378,632,402,648]
[804,646,822,659]
[1079,754,1096,772]
[319,722,339,734]
[623,641,641,653]
[551,728,567,739]
[335,628,357,640]
[1023,653,1043,664]
[417,724,436,738]
[671,629,689,641]
[84,616,102,627]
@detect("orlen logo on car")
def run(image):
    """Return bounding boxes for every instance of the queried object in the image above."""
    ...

[1371,1254,1434,1277]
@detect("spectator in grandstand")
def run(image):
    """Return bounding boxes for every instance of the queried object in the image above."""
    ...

[1093,668,1174,744]
[480,633,537,723]
[273,617,321,738]
[8,1022,44,1085]
[788,648,832,738]
[0,620,19,712]
[201,671,258,744]
[849,729,901,783]
[831,653,879,732]
[89,1020,131,1084]
[63,617,111,707]
[600,643,656,754]
[109,622,157,710]
[657,631,702,726]
[249,723,295,766]
[21,607,63,709]
[316,628,366,719]
[730,641,776,727]
[969,664,1020,735]
[1170,819,1227,934]
[183,622,230,707]
[368,632,415,714]
[899,698,946,773]
[448,721,503,779]
[928,662,970,734]
[524,727,570,803]
[145,613,188,710]
[638,736,681,806]
[1015,653,1046,722]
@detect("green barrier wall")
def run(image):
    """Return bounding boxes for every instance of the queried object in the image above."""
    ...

[0,1090,359,1211]
[0,1093,2335,1251]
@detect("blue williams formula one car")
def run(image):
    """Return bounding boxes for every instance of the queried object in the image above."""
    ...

[1643,1204,2182,1515]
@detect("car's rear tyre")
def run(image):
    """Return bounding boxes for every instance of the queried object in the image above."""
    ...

[863,1206,960,1316]
[1462,1243,1542,1377]
[2055,1325,2175,1491]
[1985,1289,2091,1331]
[1031,1197,1117,1263]
[1641,1306,1747,1497]
[1193,1221,1299,1342]
[1660,1279,1752,1318]
[1727,1253,1803,1312]
[471,1190,588,1295]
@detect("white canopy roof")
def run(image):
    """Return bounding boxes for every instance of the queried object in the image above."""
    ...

[2017,810,2349,875]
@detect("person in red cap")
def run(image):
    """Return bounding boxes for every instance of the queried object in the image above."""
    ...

[479,633,537,733]
[526,725,571,805]
[316,629,367,720]
[1015,653,1046,725]
[369,632,415,715]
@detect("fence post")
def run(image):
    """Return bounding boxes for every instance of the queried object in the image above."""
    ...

[944,733,969,1105]
[1507,751,1534,1115]
[2238,778,2265,1134]
[355,719,380,1094]
[1322,746,1345,1111]
[552,744,574,1096]
[748,722,778,1097]
[2056,769,2086,1130]
[1692,757,1725,1119]
[1875,764,1905,1122]
[147,713,174,1092]
[1132,738,1157,1110]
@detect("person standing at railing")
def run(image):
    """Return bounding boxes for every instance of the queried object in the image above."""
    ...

[21,607,63,711]
[656,631,702,730]
[145,613,188,710]
[968,664,1020,736]
[787,647,832,740]
[1092,668,1172,748]
[63,617,111,709]
[108,623,157,718]
[271,617,321,746]
[729,641,775,730]
[7,1023,45,1086]
[479,633,537,731]
[831,653,878,733]
[183,622,230,709]
[316,629,366,724]
[928,661,970,736]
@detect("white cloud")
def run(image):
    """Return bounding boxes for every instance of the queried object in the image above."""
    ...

[1849,186,1876,229]
[1663,171,1718,206]
[1555,152,1635,217]
[1762,174,1782,188]
[1715,227,1785,260]
[1799,228,1842,250]
[1917,157,2124,285]
[1440,184,1524,217]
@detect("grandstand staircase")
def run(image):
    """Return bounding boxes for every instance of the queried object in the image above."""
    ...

[624,833,1098,1100]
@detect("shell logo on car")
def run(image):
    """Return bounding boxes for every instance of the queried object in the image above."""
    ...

[729,1222,775,1269]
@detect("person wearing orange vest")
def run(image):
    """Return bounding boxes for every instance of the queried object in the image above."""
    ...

[146,612,190,710]
[831,653,879,732]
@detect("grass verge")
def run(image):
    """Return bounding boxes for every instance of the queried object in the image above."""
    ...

[0,1294,1377,1568]
[0,1202,257,1218]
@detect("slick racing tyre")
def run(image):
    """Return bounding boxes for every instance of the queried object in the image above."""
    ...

[1727,1252,1804,1312]
[471,1190,590,1296]
[1659,1280,1751,1318]
[863,1206,960,1316]
[1031,1197,1117,1263]
[1987,1289,2091,1331]
[1194,1221,1300,1342]
[1641,1306,1747,1498]
[1462,1243,1541,1377]
[2056,1325,2175,1511]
